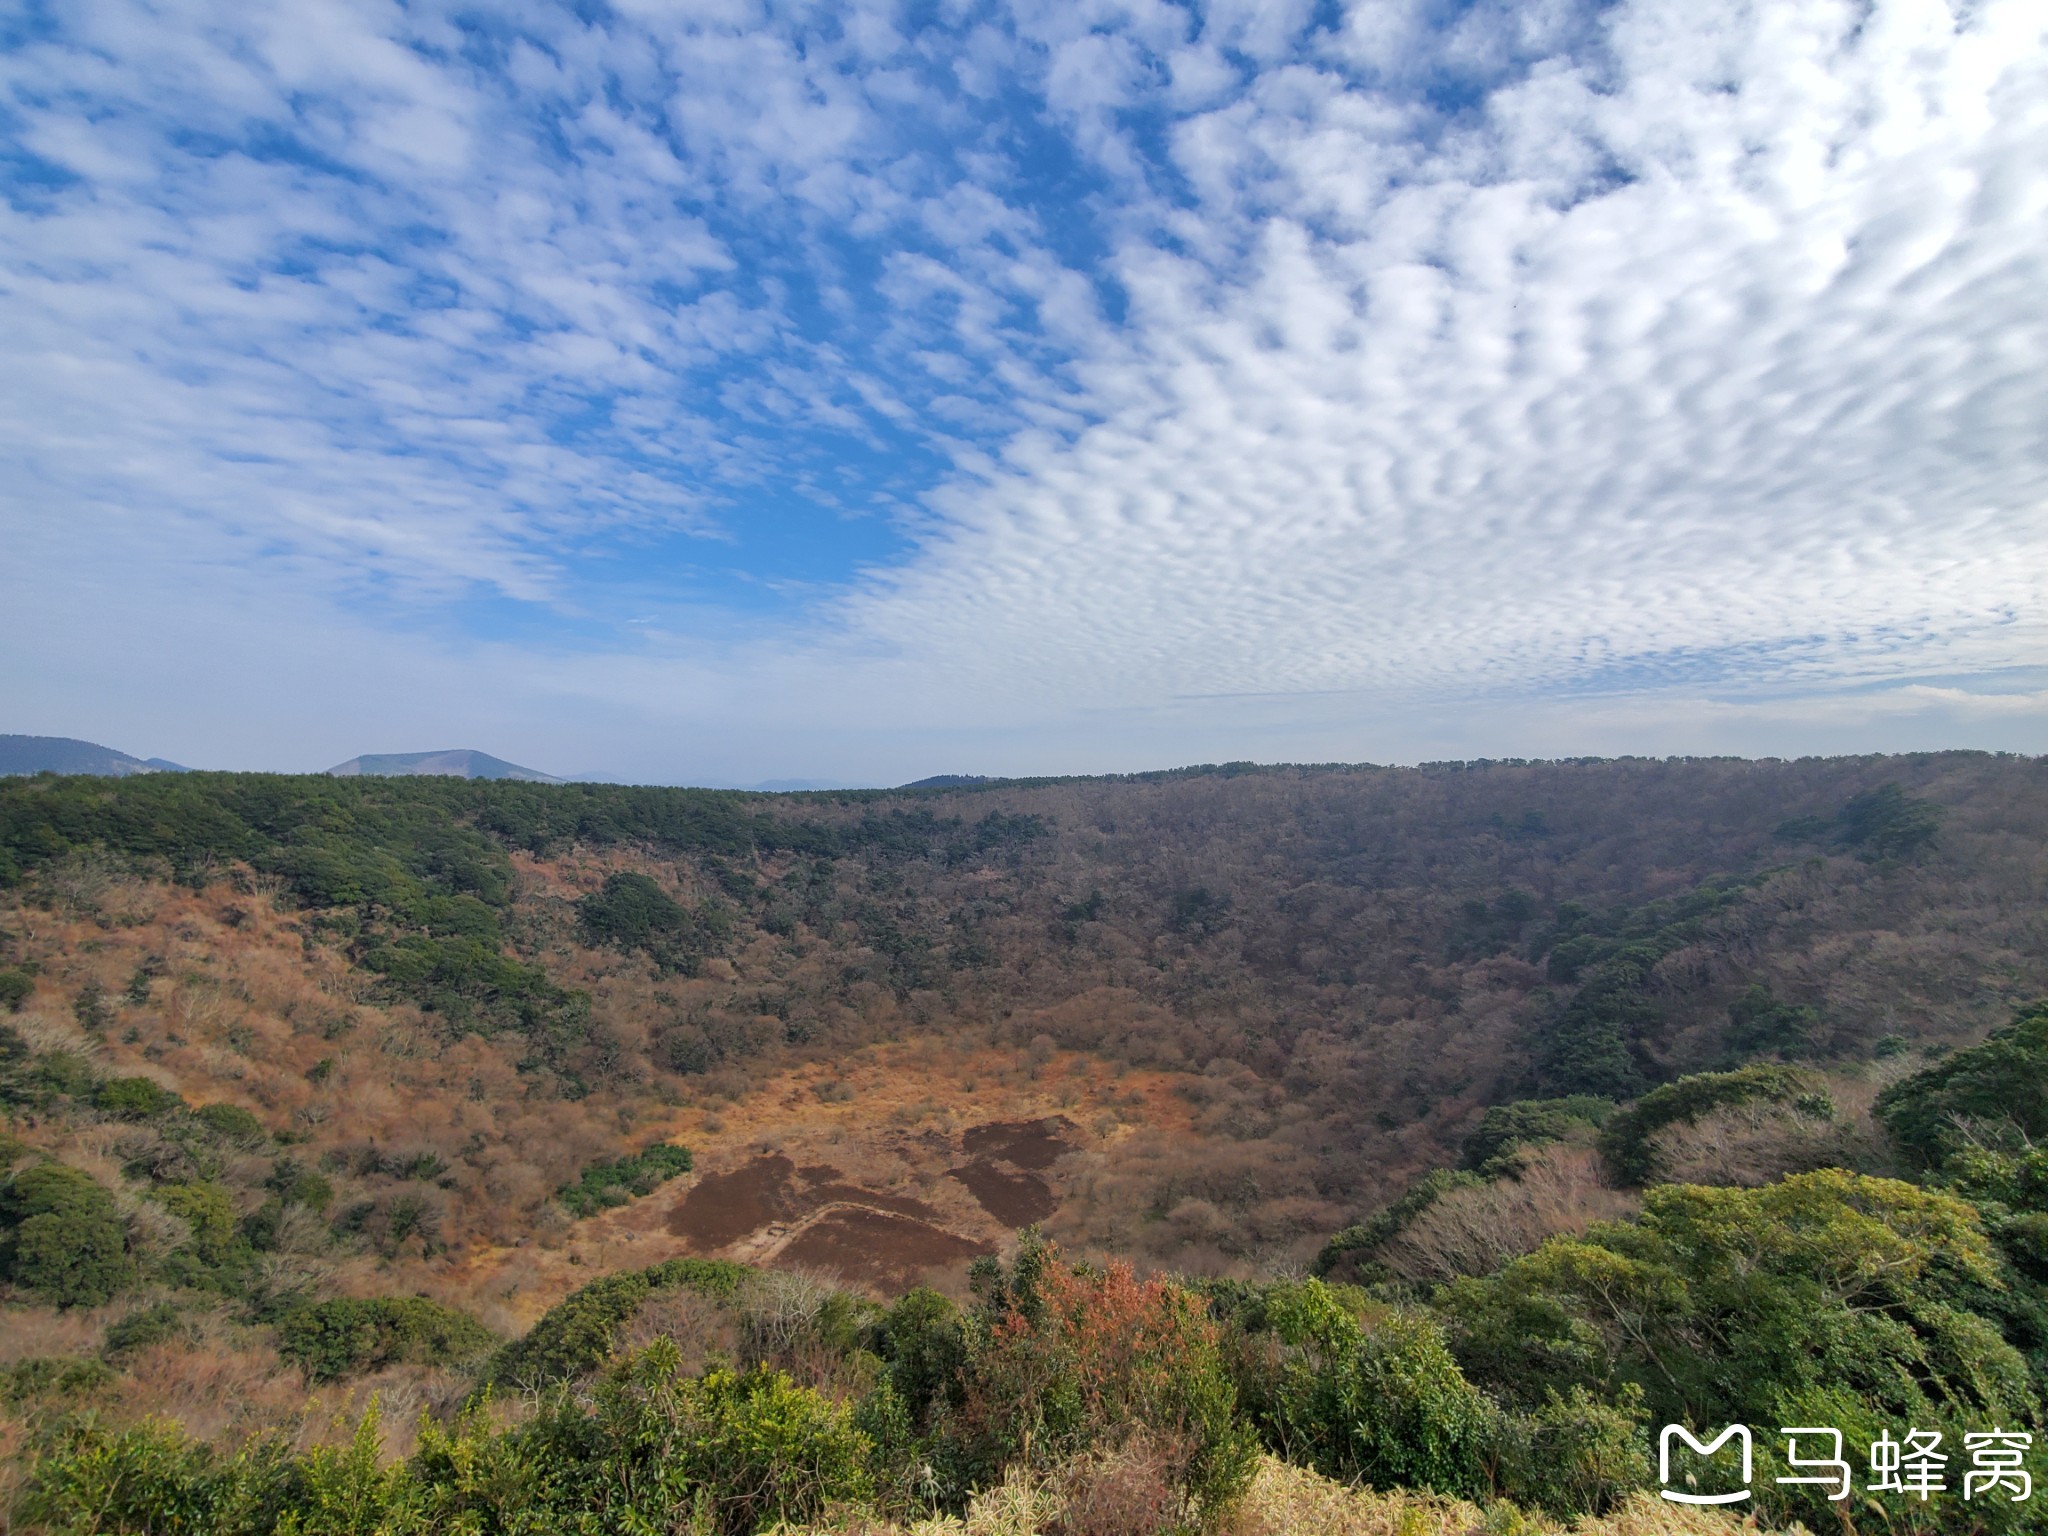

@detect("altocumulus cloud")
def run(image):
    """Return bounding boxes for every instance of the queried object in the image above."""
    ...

[1,0,2043,779]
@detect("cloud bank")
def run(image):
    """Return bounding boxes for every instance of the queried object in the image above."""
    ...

[3,0,2044,779]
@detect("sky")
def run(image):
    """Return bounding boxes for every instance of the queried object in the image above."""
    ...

[2,0,2044,786]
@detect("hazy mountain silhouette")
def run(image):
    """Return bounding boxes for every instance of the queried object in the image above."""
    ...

[0,734,185,776]
[326,749,561,783]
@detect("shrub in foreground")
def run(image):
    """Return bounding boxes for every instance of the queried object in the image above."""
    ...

[21,1344,869,1536]
[944,1235,1258,1524]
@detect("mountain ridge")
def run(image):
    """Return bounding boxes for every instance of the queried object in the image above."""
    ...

[0,733,186,777]
[325,748,561,782]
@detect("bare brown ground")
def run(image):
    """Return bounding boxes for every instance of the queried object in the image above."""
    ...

[457,1036,1200,1315]
[960,1116,1075,1170]
[948,1159,1057,1226]
[776,1207,992,1291]
[667,1155,954,1249]
[668,1153,804,1249]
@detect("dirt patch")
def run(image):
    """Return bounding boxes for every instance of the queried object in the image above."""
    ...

[961,1116,1075,1170]
[776,1206,991,1292]
[669,1154,955,1253]
[669,1154,799,1249]
[949,1159,1056,1226]
[798,1174,947,1223]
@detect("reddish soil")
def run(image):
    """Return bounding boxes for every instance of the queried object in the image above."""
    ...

[960,1116,1075,1170]
[777,1207,991,1291]
[668,1154,800,1249]
[670,1154,952,1252]
[949,1159,1056,1226]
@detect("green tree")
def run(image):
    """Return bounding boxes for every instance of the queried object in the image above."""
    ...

[1249,1280,1493,1501]
[1597,1064,1809,1184]
[154,1182,237,1264]
[1442,1171,2028,1430]
[0,966,33,1012]
[1837,782,1942,857]
[1877,1000,2048,1165]
[277,1297,496,1382]
[95,1075,183,1119]
[0,1162,133,1306]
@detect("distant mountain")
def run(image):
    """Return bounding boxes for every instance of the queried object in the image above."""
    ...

[0,735,185,777]
[326,749,561,783]
[901,774,993,789]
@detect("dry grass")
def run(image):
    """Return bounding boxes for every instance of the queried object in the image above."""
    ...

[1650,1077,1894,1188]
[771,1455,1809,1536]
[1377,1145,1640,1285]
[0,1303,111,1367]
[1228,1459,1815,1534]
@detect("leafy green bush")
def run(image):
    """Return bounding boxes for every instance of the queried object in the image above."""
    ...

[3,1355,118,1404]
[875,1285,966,1430]
[558,1140,692,1216]
[103,1303,187,1359]
[1243,1280,1493,1501]
[1490,1384,1649,1517]
[277,1296,496,1382]
[192,1102,268,1148]
[0,966,32,1011]
[18,1411,294,1535]
[431,1346,873,1536]
[488,1256,750,1388]
[1877,999,2048,1165]
[94,1075,184,1119]
[153,1181,238,1264]
[603,1350,872,1535]
[0,1161,132,1306]
[1439,1170,2029,1440]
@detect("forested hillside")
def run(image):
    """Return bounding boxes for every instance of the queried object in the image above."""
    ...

[1,753,2043,1533]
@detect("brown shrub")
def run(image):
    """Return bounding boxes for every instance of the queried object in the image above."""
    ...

[1377,1144,1639,1284]
[1650,1078,1893,1187]
[1049,1430,1185,1536]
[618,1285,738,1370]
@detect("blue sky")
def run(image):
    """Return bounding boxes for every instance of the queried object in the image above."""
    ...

[3,0,2044,785]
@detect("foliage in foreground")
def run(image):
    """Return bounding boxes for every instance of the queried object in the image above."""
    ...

[18,1344,870,1536]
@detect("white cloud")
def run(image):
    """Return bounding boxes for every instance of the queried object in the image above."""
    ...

[839,0,2048,719]
[2,0,2044,779]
